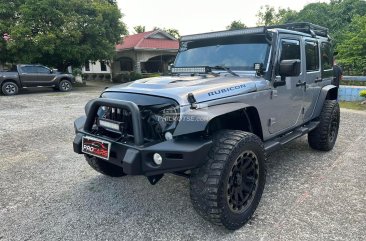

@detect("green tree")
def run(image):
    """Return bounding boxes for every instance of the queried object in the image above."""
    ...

[280,0,366,42]
[256,5,296,26]
[0,0,127,71]
[226,20,247,30]
[0,0,26,64]
[336,15,366,74]
[164,28,180,39]
[152,27,180,39]
[133,25,146,33]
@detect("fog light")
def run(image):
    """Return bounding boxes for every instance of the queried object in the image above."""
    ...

[153,153,163,165]
[165,132,173,140]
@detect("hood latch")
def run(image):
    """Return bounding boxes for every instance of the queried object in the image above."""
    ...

[187,93,197,109]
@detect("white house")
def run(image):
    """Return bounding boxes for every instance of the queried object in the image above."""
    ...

[82,60,112,75]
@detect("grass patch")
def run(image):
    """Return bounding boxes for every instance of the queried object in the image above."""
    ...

[339,101,366,111]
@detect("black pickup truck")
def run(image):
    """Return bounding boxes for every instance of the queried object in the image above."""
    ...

[0,64,75,95]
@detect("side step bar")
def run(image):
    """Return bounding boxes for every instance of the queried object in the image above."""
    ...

[264,121,319,153]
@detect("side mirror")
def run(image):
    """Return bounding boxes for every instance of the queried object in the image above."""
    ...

[279,59,301,77]
[50,69,54,74]
[273,60,301,88]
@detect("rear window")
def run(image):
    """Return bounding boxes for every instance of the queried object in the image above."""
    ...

[321,42,333,70]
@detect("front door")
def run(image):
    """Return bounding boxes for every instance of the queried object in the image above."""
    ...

[33,66,57,86]
[269,36,305,134]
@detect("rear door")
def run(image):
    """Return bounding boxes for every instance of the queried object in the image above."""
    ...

[303,38,321,122]
[19,66,38,87]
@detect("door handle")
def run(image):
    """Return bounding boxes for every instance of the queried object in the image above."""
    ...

[314,78,323,83]
[296,81,306,87]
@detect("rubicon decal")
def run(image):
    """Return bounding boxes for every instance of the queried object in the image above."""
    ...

[208,84,246,96]
[82,137,111,160]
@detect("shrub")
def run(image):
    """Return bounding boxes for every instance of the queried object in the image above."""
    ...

[105,74,111,80]
[91,74,98,80]
[112,73,130,83]
[72,68,82,76]
[129,71,143,81]
[81,74,89,80]
[142,73,161,79]
[360,90,366,98]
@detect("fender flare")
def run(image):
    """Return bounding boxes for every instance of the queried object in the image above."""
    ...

[0,78,22,88]
[173,102,250,136]
[311,85,338,119]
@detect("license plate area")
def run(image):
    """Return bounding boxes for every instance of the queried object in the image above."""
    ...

[82,136,111,160]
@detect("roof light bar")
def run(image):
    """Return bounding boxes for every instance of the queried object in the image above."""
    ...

[181,27,265,41]
[171,67,208,74]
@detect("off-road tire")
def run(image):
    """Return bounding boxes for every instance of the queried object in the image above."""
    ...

[85,155,127,177]
[1,81,19,96]
[58,79,72,92]
[308,100,340,151]
[190,130,266,230]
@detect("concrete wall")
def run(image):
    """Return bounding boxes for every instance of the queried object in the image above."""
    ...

[339,85,366,101]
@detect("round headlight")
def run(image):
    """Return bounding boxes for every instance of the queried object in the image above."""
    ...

[159,106,179,127]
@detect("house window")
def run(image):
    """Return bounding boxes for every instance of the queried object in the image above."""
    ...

[119,58,133,71]
[101,61,107,72]
[85,61,90,71]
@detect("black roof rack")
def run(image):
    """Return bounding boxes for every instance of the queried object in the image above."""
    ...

[266,22,329,37]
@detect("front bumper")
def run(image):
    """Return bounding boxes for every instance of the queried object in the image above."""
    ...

[73,97,212,176]
[73,130,212,176]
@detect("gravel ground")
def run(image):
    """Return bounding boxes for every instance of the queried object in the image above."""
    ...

[0,86,365,241]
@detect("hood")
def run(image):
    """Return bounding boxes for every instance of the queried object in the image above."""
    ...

[105,74,270,106]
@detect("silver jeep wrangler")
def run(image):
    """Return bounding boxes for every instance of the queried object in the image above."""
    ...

[73,23,339,230]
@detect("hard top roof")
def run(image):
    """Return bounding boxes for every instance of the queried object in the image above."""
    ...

[181,22,329,42]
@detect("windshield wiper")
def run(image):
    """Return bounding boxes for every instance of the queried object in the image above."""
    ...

[210,65,240,77]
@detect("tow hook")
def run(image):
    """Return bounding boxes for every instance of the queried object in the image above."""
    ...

[147,174,164,185]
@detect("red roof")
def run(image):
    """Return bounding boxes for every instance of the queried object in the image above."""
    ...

[116,30,179,51]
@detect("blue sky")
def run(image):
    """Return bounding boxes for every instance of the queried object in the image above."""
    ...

[117,0,329,35]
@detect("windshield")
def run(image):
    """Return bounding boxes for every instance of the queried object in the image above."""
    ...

[174,35,270,71]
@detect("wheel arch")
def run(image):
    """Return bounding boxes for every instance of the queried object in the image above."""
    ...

[311,85,338,120]
[206,107,263,140]
[173,103,263,140]
[1,79,21,88]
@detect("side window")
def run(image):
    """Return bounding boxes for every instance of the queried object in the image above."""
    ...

[21,66,36,73]
[280,39,301,60]
[36,67,51,74]
[321,42,332,70]
[305,41,319,72]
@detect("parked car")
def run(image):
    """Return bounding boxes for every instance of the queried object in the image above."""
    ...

[73,23,339,230]
[0,64,75,95]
